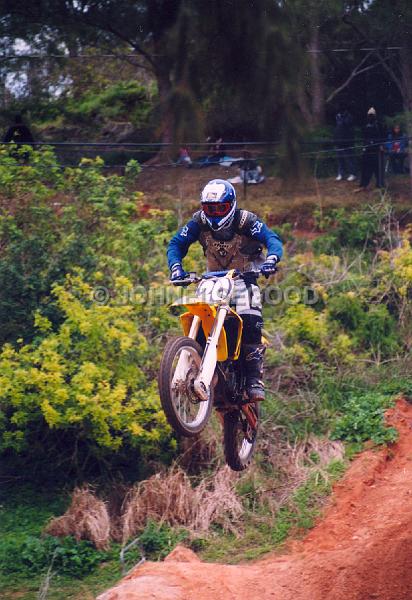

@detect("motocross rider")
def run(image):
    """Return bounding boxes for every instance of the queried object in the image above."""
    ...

[167,179,283,401]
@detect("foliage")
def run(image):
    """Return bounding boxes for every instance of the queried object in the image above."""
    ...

[332,393,398,445]
[312,203,391,254]
[264,204,404,369]
[65,80,156,127]
[0,270,175,469]
[0,534,108,578]
[199,459,346,563]
[273,459,346,539]
[327,295,399,356]
[0,146,175,343]
[0,485,117,593]
[138,521,189,561]
[0,148,179,473]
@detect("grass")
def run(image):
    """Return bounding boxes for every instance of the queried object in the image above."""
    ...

[0,486,121,600]
[0,456,347,597]
[135,168,412,230]
[1,361,405,597]
[0,562,123,600]
[198,459,346,564]
[2,192,411,596]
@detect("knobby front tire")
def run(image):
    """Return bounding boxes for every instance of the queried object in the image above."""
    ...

[158,336,213,437]
[223,403,260,471]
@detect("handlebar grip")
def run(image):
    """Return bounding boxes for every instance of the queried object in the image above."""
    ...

[170,279,193,287]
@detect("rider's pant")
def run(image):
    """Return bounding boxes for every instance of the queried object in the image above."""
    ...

[231,279,263,341]
[231,280,265,385]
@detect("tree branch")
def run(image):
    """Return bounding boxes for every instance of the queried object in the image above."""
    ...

[342,13,404,96]
[375,50,404,96]
[104,22,156,69]
[99,46,151,72]
[69,10,157,70]
[326,52,379,103]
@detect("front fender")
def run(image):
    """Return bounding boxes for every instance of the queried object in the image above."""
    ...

[179,302,243,362]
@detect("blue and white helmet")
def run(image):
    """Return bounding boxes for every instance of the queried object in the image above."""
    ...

[200,179,237,231]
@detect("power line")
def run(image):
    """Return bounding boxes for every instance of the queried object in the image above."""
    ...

[3,141,283,148]
[0,139,388,148]
[0,47,404,60]
[0,138,405,168]
[307,47,402,53]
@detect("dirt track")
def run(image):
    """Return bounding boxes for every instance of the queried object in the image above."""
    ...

[98,399,412,600]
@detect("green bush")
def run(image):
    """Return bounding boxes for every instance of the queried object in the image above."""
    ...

[327,296,399,356]
[0,535,108,577]
[66,81,156,127]
[138,521,189,561]
[0,148,177,345]
[332,392,398,444]
[0,274,173,457]
[313,204,389,254]
[357,305,398,353]
[327,294,365,331]
[0,149,179,474]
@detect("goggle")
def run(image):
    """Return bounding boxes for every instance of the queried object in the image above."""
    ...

[202,201,232,217]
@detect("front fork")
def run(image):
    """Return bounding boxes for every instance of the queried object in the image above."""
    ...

[193,306,229,401]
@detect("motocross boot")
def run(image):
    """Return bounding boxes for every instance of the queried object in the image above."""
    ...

[242,343,266,401]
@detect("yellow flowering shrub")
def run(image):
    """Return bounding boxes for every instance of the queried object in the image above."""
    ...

[0,274,172,455]
[377,236,412,298]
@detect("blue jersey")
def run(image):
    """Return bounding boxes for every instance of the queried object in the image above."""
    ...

[167,209,283,270]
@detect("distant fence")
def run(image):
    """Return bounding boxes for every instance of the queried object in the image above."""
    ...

[0,139,410,182]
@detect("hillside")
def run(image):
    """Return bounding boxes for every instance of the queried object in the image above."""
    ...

[136,166,412,228]
[1,147,412,599]
[99,399,412,600]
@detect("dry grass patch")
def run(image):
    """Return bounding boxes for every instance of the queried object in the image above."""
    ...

[43,467,243,548]
[45,486,111,550]
[121,466,243,542]
[43,438,344,551]
[258,435,345,512]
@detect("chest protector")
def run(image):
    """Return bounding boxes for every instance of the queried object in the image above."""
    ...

[193,209,264,272]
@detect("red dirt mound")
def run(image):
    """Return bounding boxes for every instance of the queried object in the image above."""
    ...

[98,399,412,600]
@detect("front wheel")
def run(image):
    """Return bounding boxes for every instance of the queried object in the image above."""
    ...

[158,336,213,437]
[223,403,260,471]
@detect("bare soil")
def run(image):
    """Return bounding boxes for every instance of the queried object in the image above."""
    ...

[98,399,412,600]
[136,167,412,228]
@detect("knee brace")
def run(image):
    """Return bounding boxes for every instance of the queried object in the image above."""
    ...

[241,314,264,345]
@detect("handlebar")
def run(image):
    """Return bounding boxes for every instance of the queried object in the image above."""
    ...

[170,269,264,287]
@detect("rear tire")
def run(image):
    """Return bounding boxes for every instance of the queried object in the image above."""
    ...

[223,403,259,471]
[158,336,213,437]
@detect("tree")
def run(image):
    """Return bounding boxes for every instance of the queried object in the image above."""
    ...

[344,0,412,190]
[283,0,384,128]
[0,0,183,150]
[0,0,306,170]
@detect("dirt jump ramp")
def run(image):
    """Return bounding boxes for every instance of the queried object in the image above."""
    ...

[98,399,412,600]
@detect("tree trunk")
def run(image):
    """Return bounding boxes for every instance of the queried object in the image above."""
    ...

[308,23,325,127]
[297,83,314,129]
[400,41,412,194]
[145,64,175,165]
[0,72,7,109]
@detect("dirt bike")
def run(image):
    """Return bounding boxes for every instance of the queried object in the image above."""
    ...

[158,269,267,471]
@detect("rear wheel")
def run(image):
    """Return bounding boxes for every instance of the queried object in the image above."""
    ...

[223,403,259,471]
[158,336,213,437]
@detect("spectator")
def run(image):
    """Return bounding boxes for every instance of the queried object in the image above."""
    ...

[355,107,385,192]
[206,135,226,162]
[3,114,34,146]
[177,146,192,167]
[213,136,225,157]
[3,114,34,161]
[386,124,408,174]
[334,107,356,181]
[228,151,265,184]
